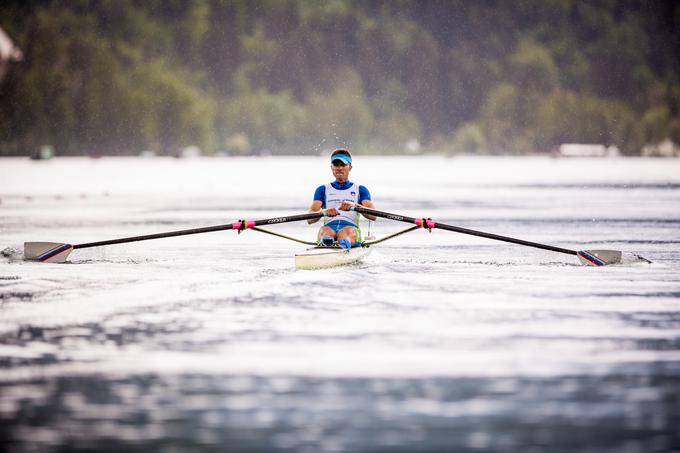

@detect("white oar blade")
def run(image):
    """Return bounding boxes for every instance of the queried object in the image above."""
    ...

[577,249,625,266]
[577,249,652,266]
[24,242,74,263]
[577,250,622,266]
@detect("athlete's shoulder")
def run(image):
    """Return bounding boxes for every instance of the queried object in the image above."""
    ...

[358,185,371,201]
[313,184,326,201]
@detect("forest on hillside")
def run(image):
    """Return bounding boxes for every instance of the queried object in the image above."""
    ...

[1,0,679,156]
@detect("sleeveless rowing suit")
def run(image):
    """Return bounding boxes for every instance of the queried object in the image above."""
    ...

[313,181,371,241]
[324,182,360,227]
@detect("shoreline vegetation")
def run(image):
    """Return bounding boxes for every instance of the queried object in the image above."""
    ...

[1,1,678,158]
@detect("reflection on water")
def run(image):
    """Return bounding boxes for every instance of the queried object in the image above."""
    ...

[2,373,679,452]
[2,296,680,452]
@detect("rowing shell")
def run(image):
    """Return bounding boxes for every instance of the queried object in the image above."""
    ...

[295,246,371,270]
[24,208,649,267]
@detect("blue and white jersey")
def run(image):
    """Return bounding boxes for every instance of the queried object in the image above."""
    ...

[313,181,371,227]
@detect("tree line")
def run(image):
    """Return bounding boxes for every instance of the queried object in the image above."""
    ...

[0,0,678,156]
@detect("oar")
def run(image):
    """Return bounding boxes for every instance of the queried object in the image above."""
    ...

[24,212,324,263]
[353,206,650,266]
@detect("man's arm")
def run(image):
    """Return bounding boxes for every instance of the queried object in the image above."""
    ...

[355,185,376,220]
[359,199,377,220]
[309,185,327,224]
[308,200,323,224]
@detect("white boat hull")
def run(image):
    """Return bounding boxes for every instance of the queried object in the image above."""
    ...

[295,246,371,270]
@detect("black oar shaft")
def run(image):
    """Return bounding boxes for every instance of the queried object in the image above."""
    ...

[433,223,577,255]
[73,212,323,250]
[354,206,577,256]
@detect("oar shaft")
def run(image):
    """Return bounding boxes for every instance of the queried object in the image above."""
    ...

[433,223,577,255]
[73,212,324,250]
[354,206,577,256]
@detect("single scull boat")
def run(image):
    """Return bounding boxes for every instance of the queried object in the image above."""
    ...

[23,206,650,268]
[295,245,372,270]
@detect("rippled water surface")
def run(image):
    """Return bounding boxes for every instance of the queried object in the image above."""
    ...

[1,156,679,452]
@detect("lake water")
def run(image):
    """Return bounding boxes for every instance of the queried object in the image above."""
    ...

[1,156,679,452]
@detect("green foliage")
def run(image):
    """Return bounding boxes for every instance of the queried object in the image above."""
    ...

[222,87,307,151]
[479,84,533,154]
[305,67,374,147]
[0,0,678,156]
[130,60,216,153]
[451,123,487,155]
[534,90,642,154]
[509,39,559,96]
[641,106,672,145]
[370,112,421,151]
[0,1,216,155]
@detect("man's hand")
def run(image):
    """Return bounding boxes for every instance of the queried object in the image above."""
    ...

[324,202,355,216]
[339,201,355,211]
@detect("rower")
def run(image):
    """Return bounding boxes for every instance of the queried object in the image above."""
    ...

[308,149,377,249]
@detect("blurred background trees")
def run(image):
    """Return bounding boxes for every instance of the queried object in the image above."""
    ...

[0,0,678,156]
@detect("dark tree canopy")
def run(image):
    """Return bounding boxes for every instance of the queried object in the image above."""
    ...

[1,0,678,156]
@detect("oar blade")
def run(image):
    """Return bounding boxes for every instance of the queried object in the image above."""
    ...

[578,250,651,266]
[24,242,74,263]
[577,250,621,266]
[577,249,651,266]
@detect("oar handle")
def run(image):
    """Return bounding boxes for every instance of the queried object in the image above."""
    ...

[74,212,324,250]
[353,206,577,256]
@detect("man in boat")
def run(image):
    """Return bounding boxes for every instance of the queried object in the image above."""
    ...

[308,149,377,249]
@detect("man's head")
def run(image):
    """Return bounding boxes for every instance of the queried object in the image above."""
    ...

[330,149,352,183]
